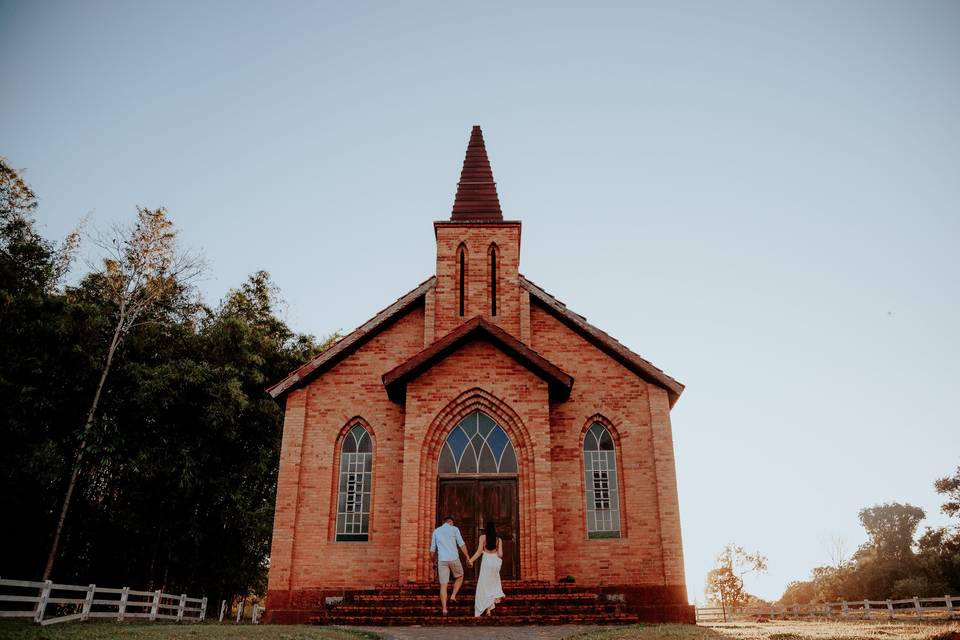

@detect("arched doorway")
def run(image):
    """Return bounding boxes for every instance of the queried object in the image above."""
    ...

[436,410,520,580]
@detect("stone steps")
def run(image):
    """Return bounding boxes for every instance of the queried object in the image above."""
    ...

[352,592,600,603]
[320,613,639,625]
[316,581,639,626]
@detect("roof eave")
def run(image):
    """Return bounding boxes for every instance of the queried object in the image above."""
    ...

[267,276,436,399]
[382,316,573,404]
[519,275,685,407]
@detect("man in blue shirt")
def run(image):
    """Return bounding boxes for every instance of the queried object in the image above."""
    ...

[430,515,473,615]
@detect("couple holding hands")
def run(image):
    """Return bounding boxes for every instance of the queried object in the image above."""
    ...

[430,515,505,617]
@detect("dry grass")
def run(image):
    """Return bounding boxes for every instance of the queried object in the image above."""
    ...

[569,620,960,640]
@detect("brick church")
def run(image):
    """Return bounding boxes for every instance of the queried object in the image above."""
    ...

[264,127,693,624]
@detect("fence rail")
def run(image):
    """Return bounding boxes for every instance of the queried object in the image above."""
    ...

[696,595,958,623]
[0,577,206,626]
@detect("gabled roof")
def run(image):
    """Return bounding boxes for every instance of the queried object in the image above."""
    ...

[519,275,685,406]
[382,316,574,404]
[450,125,503,222]
[267,277,436,399]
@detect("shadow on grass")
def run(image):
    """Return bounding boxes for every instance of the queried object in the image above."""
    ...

[0,620,381,640]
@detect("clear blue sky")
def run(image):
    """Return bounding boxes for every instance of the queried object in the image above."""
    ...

[2,1,958,602]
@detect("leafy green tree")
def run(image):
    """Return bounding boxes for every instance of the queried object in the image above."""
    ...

[935,466,960,519]
[857,502,925,564]
[0,159,339,608]
[44,207,205,580]
[780,580,816,605]
[1,159,92,580]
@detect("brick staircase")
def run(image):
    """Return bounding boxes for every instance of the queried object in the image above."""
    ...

[313,581,640,625]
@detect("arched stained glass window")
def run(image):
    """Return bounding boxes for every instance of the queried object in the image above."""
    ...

[438,411,517,475]
[583,422,621,538]
[335,424,372,541]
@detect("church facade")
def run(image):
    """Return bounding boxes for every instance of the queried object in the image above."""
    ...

[264,127,691,622]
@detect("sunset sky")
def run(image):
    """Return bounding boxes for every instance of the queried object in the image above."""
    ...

[2,0,958,601]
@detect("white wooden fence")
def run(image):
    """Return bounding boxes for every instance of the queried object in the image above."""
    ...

[697,594,957,623]
[0,577,206,626]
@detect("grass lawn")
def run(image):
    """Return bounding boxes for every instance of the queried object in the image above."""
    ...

[0,622,379,640]
[2,620,959,640]
[569,621,960,640]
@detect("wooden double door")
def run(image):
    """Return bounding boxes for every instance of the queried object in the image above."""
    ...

[437,478,519,580]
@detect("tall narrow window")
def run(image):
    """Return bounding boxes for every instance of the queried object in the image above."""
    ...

[583,423,621,538]
[336,424,373,541]
[490,246,497,316]
[458,247,466,317]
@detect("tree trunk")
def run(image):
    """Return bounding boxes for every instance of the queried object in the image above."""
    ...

[42,318,124,581]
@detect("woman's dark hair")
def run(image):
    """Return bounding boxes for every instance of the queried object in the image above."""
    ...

[484,521,497,550]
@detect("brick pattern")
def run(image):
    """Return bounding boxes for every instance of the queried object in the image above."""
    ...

[529,303,682,587]
[266,214,689,617]
[399,344,554,583]
[266,306,426,608]
[433,222,521,338]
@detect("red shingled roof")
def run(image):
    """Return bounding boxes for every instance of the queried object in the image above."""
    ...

[266,277,435,399]
[519,275,685,407]
[265,277,684,407]
[450,125,503,222]
[382,316,573,403]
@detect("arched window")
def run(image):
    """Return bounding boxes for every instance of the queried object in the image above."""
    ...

[489,245,497,316]
[336,424,372,541]
[438,411,517,475]
[583,422,621,538]
[458,245,467,317]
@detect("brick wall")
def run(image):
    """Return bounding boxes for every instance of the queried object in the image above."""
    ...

[266,306,426,606]
[433,222,521,338]
[266,219,688,611]
[398,340,555,583]
[529,302,686,592]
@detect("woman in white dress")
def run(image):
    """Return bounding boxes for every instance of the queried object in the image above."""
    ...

[470,521,506,617]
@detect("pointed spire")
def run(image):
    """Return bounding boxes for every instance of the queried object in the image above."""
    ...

[451,125,503,222]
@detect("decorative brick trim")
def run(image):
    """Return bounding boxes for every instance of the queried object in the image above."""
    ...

[382,316,573,403]
[578,414,630,540]
[414,388,538,582]
[327,417,376,542]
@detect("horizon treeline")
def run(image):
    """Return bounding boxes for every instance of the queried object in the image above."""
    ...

[780,478,960,604]
[0,157,336,605]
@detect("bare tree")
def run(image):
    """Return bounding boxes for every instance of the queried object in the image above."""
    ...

[705,543,768,621]
[821,533,848,568]
[43,206,204,580]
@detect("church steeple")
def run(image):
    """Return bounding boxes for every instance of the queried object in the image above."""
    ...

[450,125,503,222]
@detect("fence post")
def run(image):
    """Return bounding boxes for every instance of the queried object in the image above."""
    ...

[150,589,161,621]
[945,595,954,620]
[863,599,870,619]
[236,598,244,623]
[886,599,893,619]
[200,596,208,622]
[118,586,129,621]
[219,599,226,622]
[82,584,95,621]
[842,600,848,618]
[34,580,52,623]
[177,593,186,622]
[913,596,922,619]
